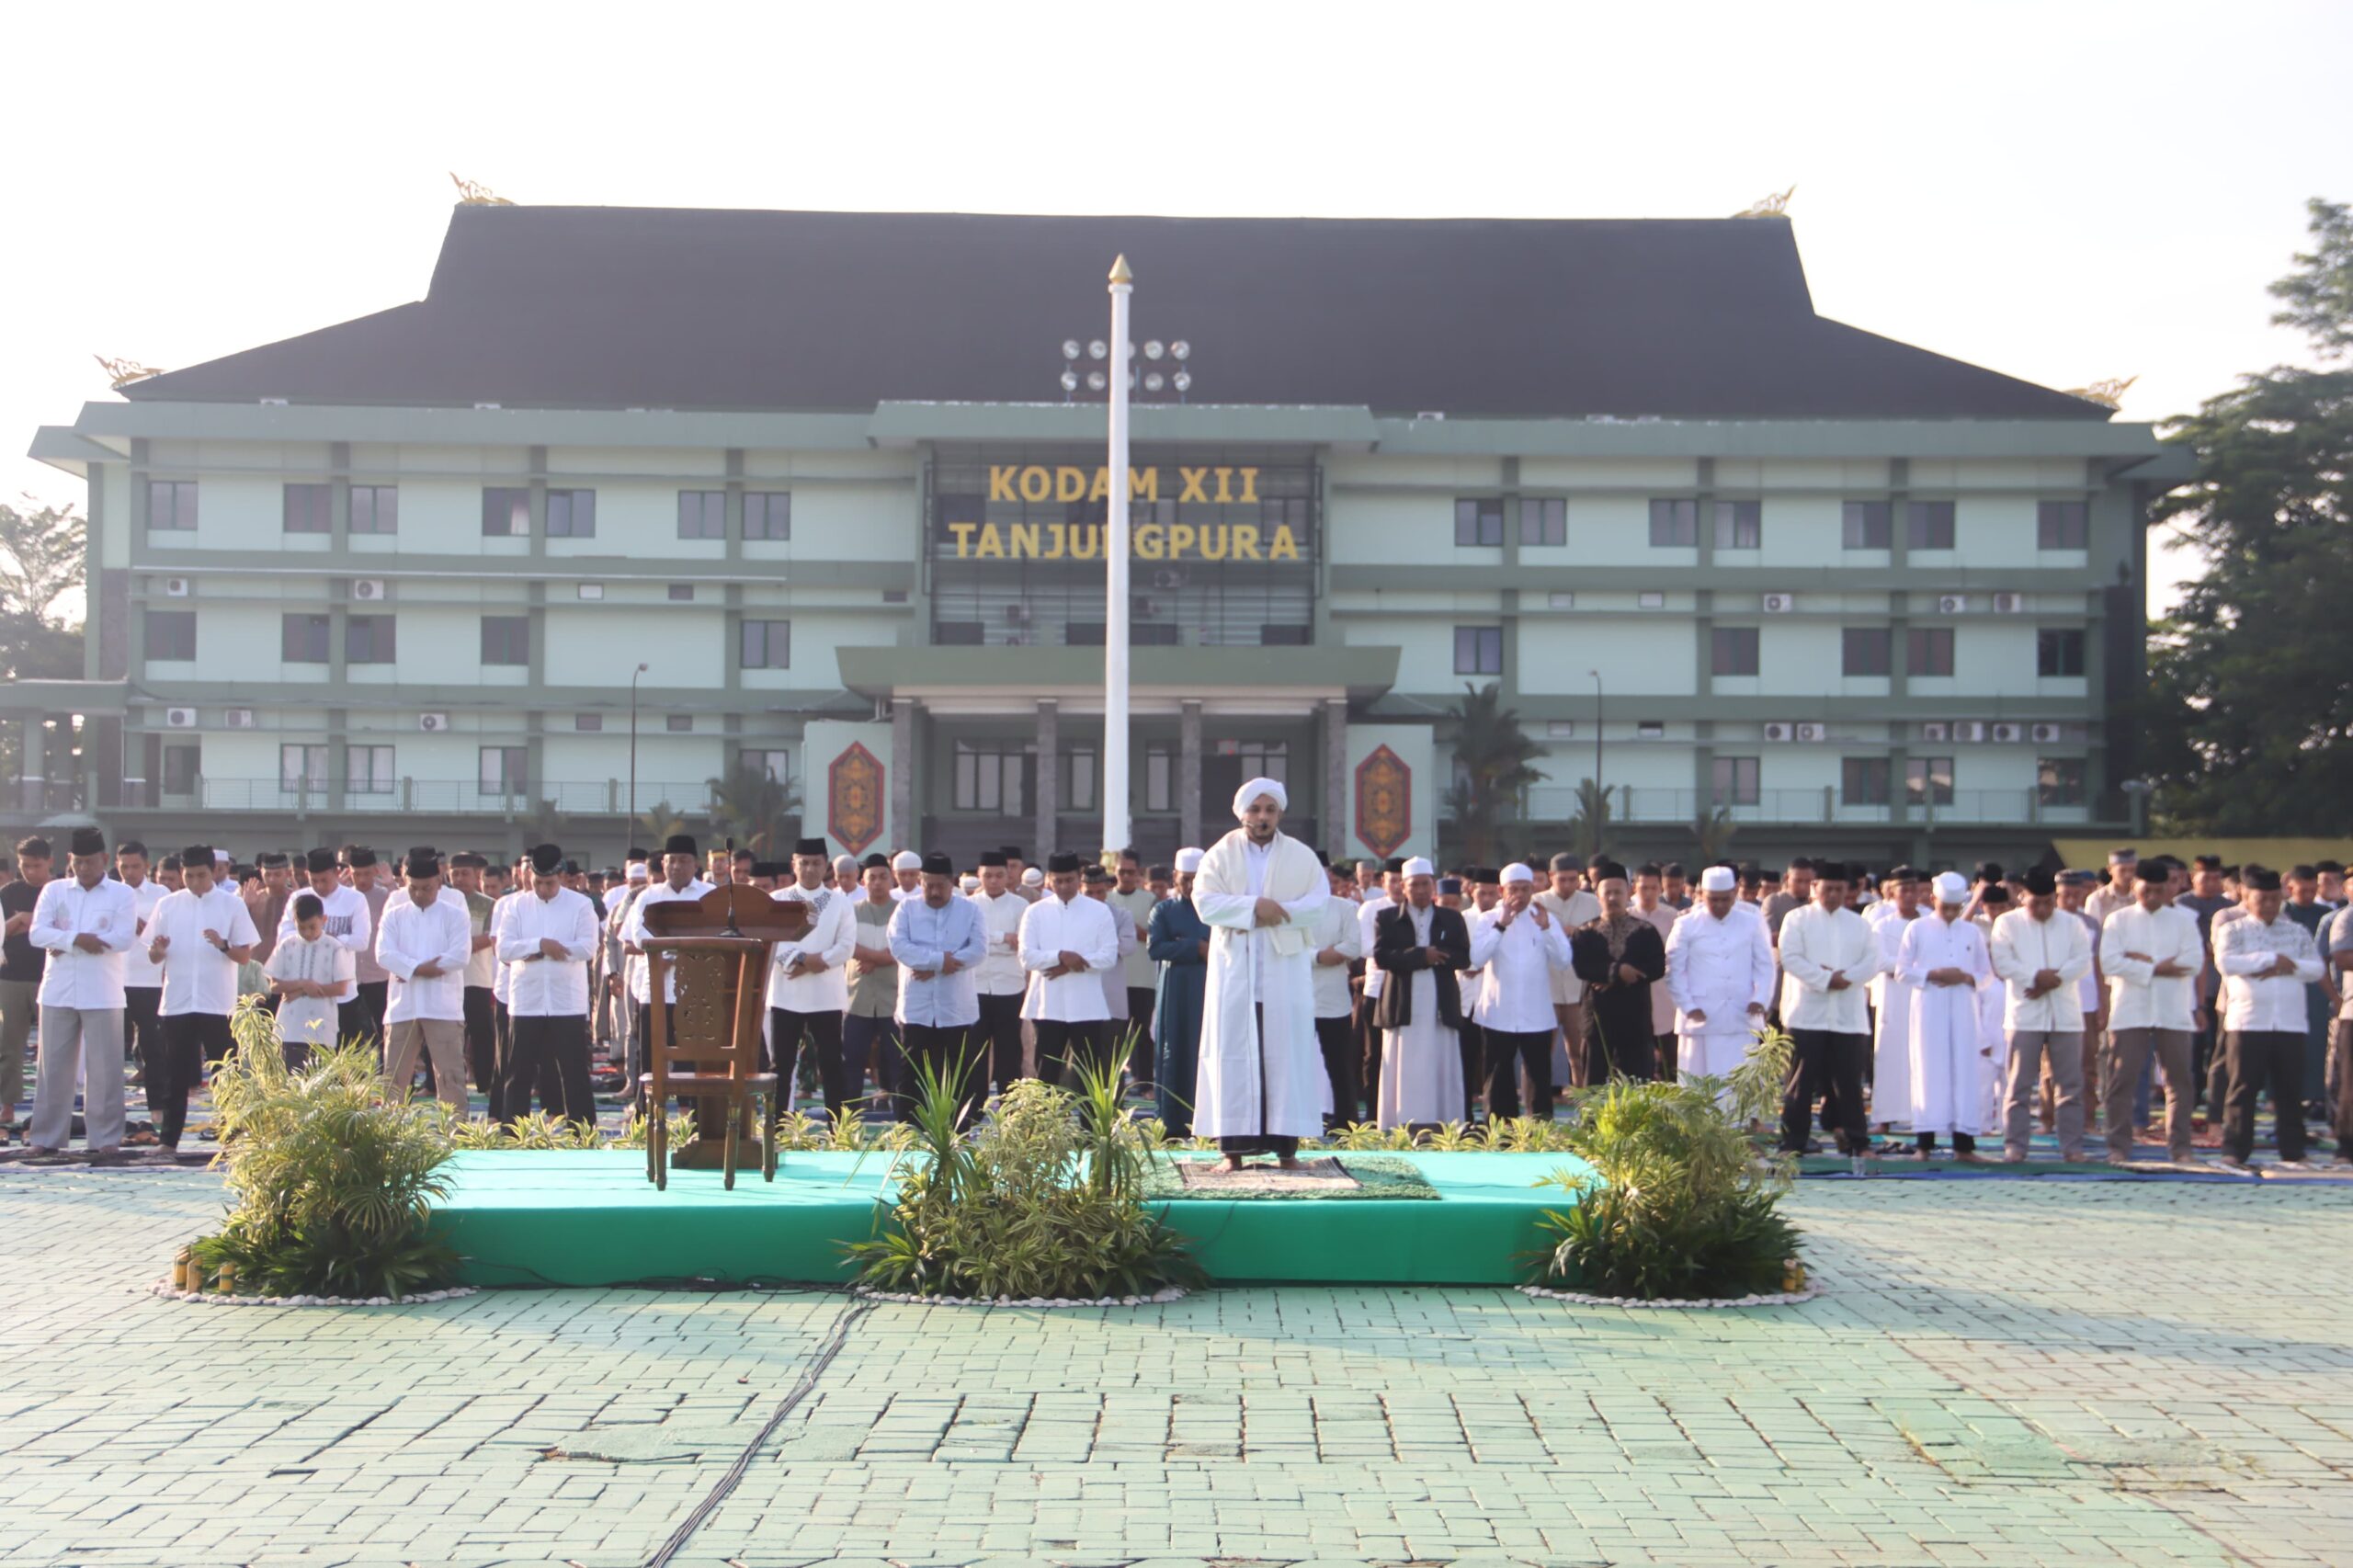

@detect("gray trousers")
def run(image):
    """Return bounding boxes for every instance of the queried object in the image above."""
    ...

[32,1006,126,1151]
[2106,1026,2193,1160]
[2005,1028,2085,1160]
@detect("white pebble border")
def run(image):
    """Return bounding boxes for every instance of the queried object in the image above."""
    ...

[1520,1282,1818,1309]
[854,1284,1188,1309]
[144,1278,479,1308]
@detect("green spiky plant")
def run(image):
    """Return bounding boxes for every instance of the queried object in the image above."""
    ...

[188,1001,461,1299]
[611,1106,696,1150]
[1533,1028,1802,1301]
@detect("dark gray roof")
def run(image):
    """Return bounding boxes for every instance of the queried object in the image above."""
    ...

[124,207,2108,421]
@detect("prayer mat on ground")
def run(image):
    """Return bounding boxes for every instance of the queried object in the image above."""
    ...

[1146,1154,1439,1200]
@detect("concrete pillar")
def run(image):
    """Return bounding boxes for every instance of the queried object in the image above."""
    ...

[1178,700,1202,851]
[1323,699,1348,858]
[890,699,916,850]
[1034,699,1060,859]
[21,714,45,812]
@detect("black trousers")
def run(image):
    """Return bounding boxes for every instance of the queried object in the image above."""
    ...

[898,1023,982,1123]
[631,999,677,1111]
[463,986,499,1119]
[1315,1014,1359,1127]
[505,1014,595,1125]
[1483,1027,1556,1121]
[975,992,1026,1091]
[1458,1021,1485,1121]
[769,1007,850,1115]
[124,988,163,1112]
[156,1013,233,1148]
[351,980,389,1051]
[1126,986,1157,1086]
[1782,1028,1871,1153]
[1034,1017,1114,1088]
[2224,1029,2308,1162]
[1357,993,1384,1110]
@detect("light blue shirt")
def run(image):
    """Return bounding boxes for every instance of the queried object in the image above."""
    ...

[887,893,989,1028]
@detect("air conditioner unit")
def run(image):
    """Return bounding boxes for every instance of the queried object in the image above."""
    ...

[1763,722,1795,743]
[1760,592,1795,613]
[1992,592,2025,614]
[1150,569,1188,591]
[2029,722,2063,743]
[418,712,449,733]
[1990,722,2024,743]
[1938,594,1968,614]
[1794,722,1827,743]
[1920,722,1951,742]
[224,709,257,730]
[351,578,386,601]
[1957,721,1987,743]
[1003,605,1032,624]
[165,708,198,729]
[164,577,191,597]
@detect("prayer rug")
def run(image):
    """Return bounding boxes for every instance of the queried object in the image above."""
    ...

[1147,1153,1439,1200]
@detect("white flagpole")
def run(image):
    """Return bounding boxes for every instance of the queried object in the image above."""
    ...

[1103,255,1133,862]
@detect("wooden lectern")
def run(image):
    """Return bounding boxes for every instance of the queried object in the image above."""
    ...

[639,885,812,1188]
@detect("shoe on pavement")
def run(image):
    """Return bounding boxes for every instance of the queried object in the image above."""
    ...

[2104,1154,2136,1168]
[2001,1150,2028,1164]
[2275,1158,2313,1170]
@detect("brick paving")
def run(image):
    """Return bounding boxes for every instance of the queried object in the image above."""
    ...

[1,1167,2347,1567]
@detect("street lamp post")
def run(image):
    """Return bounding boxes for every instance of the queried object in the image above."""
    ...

[629,662,650,834]
[1102,255,1134,862]
[1588,668,1604,822]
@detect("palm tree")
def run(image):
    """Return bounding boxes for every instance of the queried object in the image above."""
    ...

[523,797,571,849]
[706,760,801,856]
[1692,805,1738,863]
[635,801,689,848]
[1445,682,1547,866]
[1569,778,1617,862]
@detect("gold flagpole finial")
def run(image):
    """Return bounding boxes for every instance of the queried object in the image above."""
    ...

[2064,376,2137,410]
[1733,186,1797,219]
[1108,254,1134,286]
[449,172,515,206]
[94,355,165,389]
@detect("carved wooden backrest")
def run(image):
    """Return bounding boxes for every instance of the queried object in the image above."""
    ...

[645,937,768,1075]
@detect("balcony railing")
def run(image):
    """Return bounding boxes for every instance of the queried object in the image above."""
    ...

[1510,785,2097,828]
[120,778,740,817]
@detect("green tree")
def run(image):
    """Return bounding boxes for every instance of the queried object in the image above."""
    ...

[2144,198,2353,832]
[1569,778,1617,862]
[635,801,689,847]
[705,760,800,855]
[0,498,85,682]
[1442,682,1545,865]
[1692,805,1738,863]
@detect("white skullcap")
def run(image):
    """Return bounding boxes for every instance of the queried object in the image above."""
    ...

[626,861,650,881]
[1174,846,1205,873]
[1500,862,1535,885]
[215,849,233,866]
[1232,776,1288,819]
[891,850,922,871]
[1933,870,1971,903]
[959,874,979,891]
[1402,856,1435,878]
[1021,866,1044,885]
[1699,866,1737,892]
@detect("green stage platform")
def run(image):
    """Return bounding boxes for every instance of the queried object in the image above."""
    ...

[428,1149,1594,1290]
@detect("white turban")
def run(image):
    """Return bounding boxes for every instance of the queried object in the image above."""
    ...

[959,874,979,891]
[891,850,922,871]
[1699,866,1737,892]
[1932,870,1971,904]
[1500,862,1535,885]
[626,861,650,882]
[1232,776,1288,819]
[1402,857,1435,878]
[1021,866,1044,886]
[1174,846,1205,873]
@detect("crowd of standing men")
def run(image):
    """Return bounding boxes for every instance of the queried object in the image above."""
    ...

[4,822,2348,1172]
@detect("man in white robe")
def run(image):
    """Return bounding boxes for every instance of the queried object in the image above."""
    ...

[1373,858,1473,1130]
[1192,778,1329,1168]
[1899,872,1994,1159]
[1664,866,1775,1096]
[1867,868,1924,1131]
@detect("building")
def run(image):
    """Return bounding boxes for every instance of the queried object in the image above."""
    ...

[19,205,2188,869]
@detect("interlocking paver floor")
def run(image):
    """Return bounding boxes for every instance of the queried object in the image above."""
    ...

[2,1166,2347,1567]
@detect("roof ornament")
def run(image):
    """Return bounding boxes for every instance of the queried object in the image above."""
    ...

[449,172,514,206]
[1733,186,1796,219]
[94,355,165,389]
[2064,376,2137,410]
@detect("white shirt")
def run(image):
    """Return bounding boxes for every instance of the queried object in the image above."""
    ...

[1664,903,1777,1036]
[276,882,373,960]
[31,874,137,1010]
[1467,902,1573,1032]
[1535,887,1603,1002]
[496,885,601,1017]
[2331,904,2353,1021]
[2214,912,2324,1033]
[971,889,1029,996]
[2099,903,2202,1034]
[266,933,355,1047]
[620,879,715,1003]
[1108,886,1158,990]
[1988,907,2096,1033]
[1310,896,1363,1019]
[766,884,858,1013]
[151,887,260,1017]
[1017,892,1120,1022]
[121,876,168,990]
[1776,903,1884,1033]
[1357,893,1393,999]
[374,894,472,1023]
[1097,898,1142,1018]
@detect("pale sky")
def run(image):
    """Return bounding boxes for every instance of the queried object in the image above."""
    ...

[9,0,2345,618]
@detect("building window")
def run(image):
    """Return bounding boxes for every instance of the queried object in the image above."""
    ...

[1905,500,1955,550]
[1145,744,1172,812]
[2039,757,2087,807]
[1842,501,1893,550]
[1517,496,1565,547]
[350,484,398,535]
[574,713,603,733]
[1842,756,1893,806]
[1635,721,1665,739]
[953,741,1029,814]
[1217,738,1290,785]
[345,614,395,665]
[479,746,529,797]
[147,480,198,531]
[1712,499,1761,550]
[283,483,332,534]
[1062,745,1097,813]
[665,713,693,733]
[163,744,200,796]
[281,613,330,664]
[145,609,197,661]
[1905,756,1955,807]
[1454,625,1504,676]
[1711,755,1760,807]
[1454,497,1506,547]
[1711,626,1759,676]
[741,619,790,669]
[1842,627,1892,676]
[750,749,790,785]
[2038,500,2088,550]
[347,744,395,794]
[482,486,531,537]
[1647,498,1699,547]
[1258,623,1312,645]
[745,492,792,540]
[546,489,596,538]
[279,744,329,792]
[480,615,529,665]
[2038,628,2086,676]
[668,584,695,601]
[677,491,726,540]
[1907,626,1955,677]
